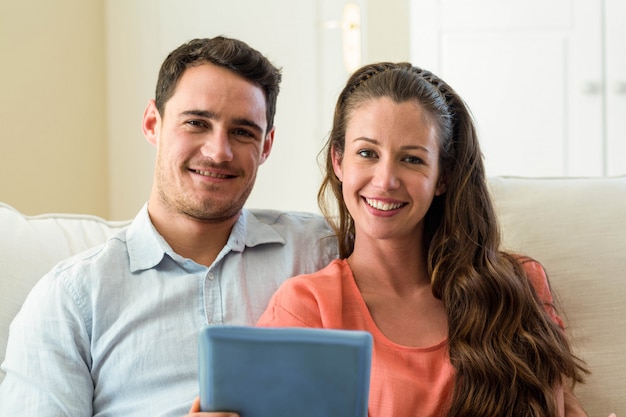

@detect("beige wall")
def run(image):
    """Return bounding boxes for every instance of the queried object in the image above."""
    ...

[0,0,408,220]
[0,0,108,217]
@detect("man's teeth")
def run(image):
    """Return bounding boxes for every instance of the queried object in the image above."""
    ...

[365,198,403,211]
[195,169,228,179]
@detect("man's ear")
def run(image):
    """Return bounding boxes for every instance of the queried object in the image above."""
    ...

[331,145,343,182]
[259,127,275,165]
[142,100,161,146]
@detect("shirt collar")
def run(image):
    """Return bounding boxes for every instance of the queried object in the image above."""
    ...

[126,206,287,272]
[126,204,170,272]
[233,209,287,249]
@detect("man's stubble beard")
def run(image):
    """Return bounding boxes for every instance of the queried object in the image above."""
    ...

[157,167,257,223]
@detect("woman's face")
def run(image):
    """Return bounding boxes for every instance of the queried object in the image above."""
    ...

[333,97,446,245]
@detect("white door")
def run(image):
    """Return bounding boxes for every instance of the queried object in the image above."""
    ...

[409,0,623,177]
[605,0,626,176]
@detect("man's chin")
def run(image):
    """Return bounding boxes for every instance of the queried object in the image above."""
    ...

[182,201,243,224]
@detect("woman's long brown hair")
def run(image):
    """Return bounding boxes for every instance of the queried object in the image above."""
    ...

[318,62,588,416]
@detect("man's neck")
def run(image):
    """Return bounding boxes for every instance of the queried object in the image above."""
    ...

[148,206,240,267]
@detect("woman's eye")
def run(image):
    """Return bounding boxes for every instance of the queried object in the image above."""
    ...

[403,155,423,165]
[357,149,375,158]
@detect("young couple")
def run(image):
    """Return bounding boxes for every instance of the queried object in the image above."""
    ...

[1,36,603,417]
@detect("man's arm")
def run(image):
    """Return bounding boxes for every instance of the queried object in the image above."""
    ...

[0,274,93,415]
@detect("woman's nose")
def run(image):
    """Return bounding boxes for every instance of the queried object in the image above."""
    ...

[372,159,400,190]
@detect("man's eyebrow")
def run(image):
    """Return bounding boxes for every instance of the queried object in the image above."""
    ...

[181,109,216,118]
[180,110,264,134]
[232,117,264,134]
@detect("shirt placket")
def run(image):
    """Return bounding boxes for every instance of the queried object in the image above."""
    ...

[203,265,223,326]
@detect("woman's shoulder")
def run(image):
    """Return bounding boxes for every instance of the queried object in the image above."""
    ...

[281,259,350,293]
[258,259,353,328]
[512,254,564,328]
[513,255,549,292]
[515,254,544,272]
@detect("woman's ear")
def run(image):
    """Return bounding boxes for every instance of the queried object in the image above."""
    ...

[331,146,343,182]
[435,175,447,196]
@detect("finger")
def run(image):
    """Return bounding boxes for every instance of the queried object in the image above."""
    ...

[189,397,201,413]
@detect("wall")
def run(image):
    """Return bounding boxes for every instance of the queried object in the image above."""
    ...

[0,0,409,220]
[366,0,410,63]
[105,0,409,220]
[105,0,159,220]
[0,0,108,217]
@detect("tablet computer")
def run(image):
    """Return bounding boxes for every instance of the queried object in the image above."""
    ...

[198,326,372,417]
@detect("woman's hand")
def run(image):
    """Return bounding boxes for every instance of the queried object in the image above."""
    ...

[182,397,239,417]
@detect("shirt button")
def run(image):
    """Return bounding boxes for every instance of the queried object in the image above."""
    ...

[207,272,215,280]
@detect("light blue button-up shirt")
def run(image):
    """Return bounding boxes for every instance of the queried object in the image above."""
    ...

[0,205,338,416]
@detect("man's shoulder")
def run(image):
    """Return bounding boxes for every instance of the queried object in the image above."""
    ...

[246,209,330,230]
[49,229,129,276]
[242,209,337,258]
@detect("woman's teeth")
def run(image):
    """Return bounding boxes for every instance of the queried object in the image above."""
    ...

[365,198,403,211]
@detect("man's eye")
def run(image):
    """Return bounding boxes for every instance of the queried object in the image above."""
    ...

[233,129,253,137]
[232,129,259,141]
[187,120,206,128]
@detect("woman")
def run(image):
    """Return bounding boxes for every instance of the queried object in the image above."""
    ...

[257,62,591,417]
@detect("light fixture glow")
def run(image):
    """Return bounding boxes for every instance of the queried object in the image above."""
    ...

[342,3,362,74]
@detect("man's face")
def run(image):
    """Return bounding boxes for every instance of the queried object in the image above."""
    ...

[144,63,274,223]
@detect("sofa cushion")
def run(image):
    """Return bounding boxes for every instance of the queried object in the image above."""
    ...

[489,176,626,415]
[0,202,130,382]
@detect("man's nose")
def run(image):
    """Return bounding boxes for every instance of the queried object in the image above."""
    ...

[201,128,234,163]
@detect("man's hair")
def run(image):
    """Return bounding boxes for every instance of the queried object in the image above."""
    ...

[155,36,282,131]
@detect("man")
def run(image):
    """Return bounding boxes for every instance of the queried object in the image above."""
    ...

[0,36,337,416]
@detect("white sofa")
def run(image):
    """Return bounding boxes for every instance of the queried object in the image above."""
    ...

[1,176,625,416]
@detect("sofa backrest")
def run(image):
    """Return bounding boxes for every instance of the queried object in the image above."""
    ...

[489,176,626,415]
[1,176,625,415]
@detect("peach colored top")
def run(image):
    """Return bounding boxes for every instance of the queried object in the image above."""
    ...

[257,257,562,417]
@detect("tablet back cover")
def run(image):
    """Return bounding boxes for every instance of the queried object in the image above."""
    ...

[198,326,372,417]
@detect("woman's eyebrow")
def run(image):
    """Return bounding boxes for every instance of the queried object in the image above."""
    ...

[352,137,432,153]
